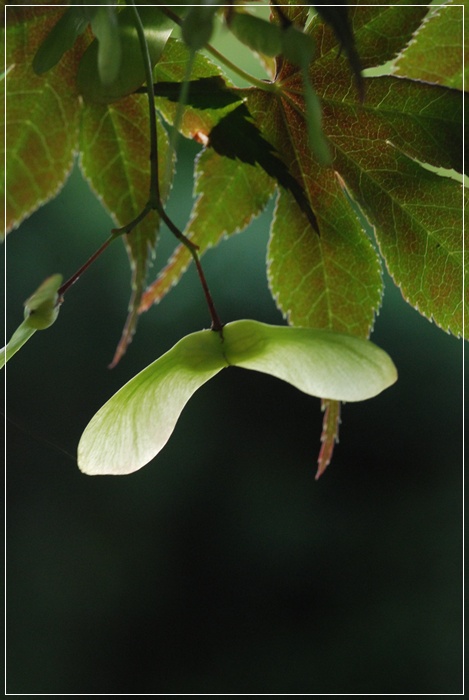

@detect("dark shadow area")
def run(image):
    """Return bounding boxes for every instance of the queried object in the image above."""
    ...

[5,141,463,694]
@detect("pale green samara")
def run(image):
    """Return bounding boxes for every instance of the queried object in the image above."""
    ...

[1,274,62,369]
[78,320,397,476]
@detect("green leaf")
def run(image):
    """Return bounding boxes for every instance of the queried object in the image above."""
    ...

[181,1,219,51]
[377,78,462,171]
[78,320,397,475]
[393,0,467,90]
[312,5,363,100]
[239,5,464,338]
[141,147,275,311]
[245,88,383,337]
[32,5,90,75]
[90,5,121,86]
[1,273,62,368]
[228,12,284,58]
[354,158,466,336]
[153,39,244,139]
[345,1,430,69]
[268,187,383,337]
[207,104,318,232]
[327,83,465,336]
[3,7,85,235]
[281,23,315,66]
[77,6,173,104]
[79,94,173,365]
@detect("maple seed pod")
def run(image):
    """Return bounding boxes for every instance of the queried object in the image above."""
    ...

[78,329,226,476]
[78,320,397,476]
[23,273,63,330]
[223,320,397,402]
[1,274,63,369]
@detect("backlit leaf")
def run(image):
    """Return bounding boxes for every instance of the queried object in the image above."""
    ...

[242,4,464,338]
[345,1,430,69]
[32,5,90,75]
[246,80,383,336]
[393,0,467,91]
[181,1,219,51]
[312,5,363,101]
[3,6,85,235]
[268,187,383,337]
[77,6,173,104]
[152,39,243,138]
[327,83,465,335]
[141,147,275,311]
[228,11,283,58]
[79,94,173,365]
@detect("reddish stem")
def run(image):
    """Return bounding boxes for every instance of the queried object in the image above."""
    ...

[57,235,114,297]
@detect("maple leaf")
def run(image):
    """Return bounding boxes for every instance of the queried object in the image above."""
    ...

[144,1,464,474]
[79,94,172,367]
[4,1,465,477]
[3,5,175,363]
[393,0,467,90]
[253,2,464,470]
[2,4,84,236]
[243,2,464,340]
[148,2,464,339]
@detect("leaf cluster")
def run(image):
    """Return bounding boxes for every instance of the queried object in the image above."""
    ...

[4,1,465,341]
[2,0,466,475]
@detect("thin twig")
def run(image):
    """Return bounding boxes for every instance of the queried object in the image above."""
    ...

[58,235,115,297]
[129,0,224,331]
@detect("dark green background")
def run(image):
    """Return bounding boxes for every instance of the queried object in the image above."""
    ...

[5,139,463,693]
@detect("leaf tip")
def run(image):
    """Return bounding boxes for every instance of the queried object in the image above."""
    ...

[315,398,341,479]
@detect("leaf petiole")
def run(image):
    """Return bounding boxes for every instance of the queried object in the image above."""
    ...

[57,233,116,298]
[129,0,224,332]
[205,43,277,92]
[161,5,277,93]
[58,198,154,299]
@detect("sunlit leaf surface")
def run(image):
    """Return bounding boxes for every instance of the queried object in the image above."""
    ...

[3,6,84,235]
[394,0,467,90]
[79,95,172,365]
